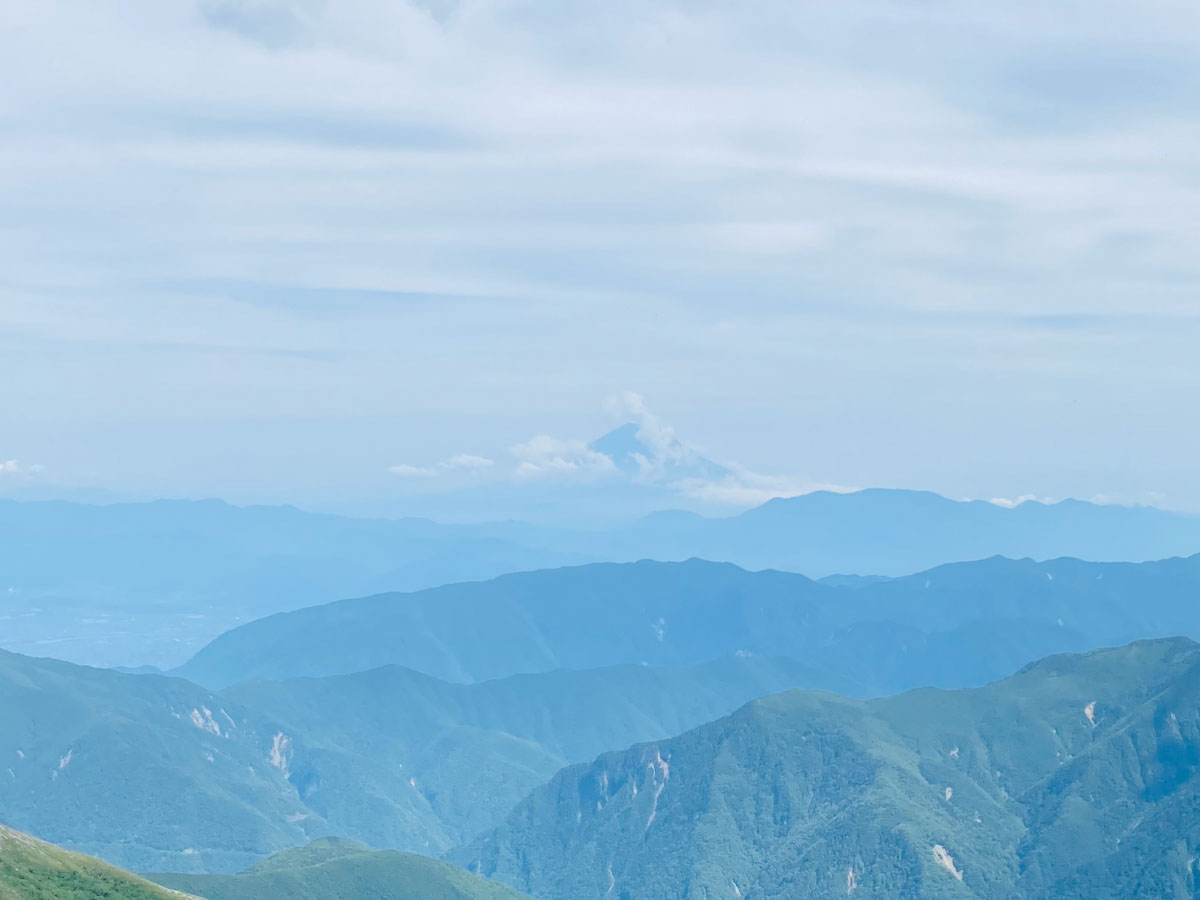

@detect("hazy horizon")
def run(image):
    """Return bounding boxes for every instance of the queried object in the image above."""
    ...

[3,392,1198,520]
[4,401,1199,523]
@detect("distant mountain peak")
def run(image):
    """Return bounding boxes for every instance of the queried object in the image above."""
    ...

[588,422,642,460]
[588,422,730,484]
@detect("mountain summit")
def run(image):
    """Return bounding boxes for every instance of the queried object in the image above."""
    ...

[588,423,731,484]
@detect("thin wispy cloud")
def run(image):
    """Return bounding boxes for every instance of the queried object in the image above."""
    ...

[509,435,616,481]
[0,460,43,477]
[389,453,494,478]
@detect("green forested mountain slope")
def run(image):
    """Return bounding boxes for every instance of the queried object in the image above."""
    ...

[150,838,528,900]
[0,647,842,870]
[0,651,337,873]
[178,554,1200,694]
[0,650,515,872]
[459,638,1200,900]
[225,654,851,844]
[11,551,1200,882]
[0,824,195,900]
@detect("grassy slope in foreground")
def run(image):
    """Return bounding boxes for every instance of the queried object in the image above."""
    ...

[150,838,529,900]
[0,823,194,900]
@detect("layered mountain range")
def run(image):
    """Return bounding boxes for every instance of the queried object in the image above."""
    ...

[8,636,1200,897]
[4,552,1200,887]
[5,483,1200,668]
[177,554,1200,690]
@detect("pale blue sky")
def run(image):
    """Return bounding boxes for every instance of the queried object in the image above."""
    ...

[1,0,1198,514]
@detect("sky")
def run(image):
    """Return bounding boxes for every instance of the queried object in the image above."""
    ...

[1,0,1199,516]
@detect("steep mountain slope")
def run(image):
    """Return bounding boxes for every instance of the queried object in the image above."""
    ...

[224,655,852,845]
[150,838,528,900]
[0,823,193,900]
[177,554,1200,691]
[459,638,1200,900]
[0,647,844,871]
[0,650,435,873]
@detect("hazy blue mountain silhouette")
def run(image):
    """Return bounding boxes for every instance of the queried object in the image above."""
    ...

[4,488,1199,668]
[175,554,1200,690]
[588,423,730,482]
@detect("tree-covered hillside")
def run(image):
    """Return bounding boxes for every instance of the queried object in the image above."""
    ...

[225,654,851,845]
[0,647,843,869]
[0,651,333,873]
[459,638,1200,899]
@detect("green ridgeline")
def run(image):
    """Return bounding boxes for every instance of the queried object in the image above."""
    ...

[150,838,529,900]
